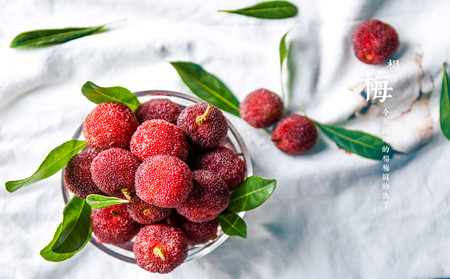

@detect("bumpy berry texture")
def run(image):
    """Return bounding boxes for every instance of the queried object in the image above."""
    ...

[91,204,141,245]
[177,103,228,149]
[353,19,399,65]
[176,170,230,223]
[127,193,173,225]
[135,155,193,208]
[271,114,318,155]
[64,145,104,198]
[130,119,189,161]
[90,148,141,199]
[83,102,139,149]
[196,146,246,191]
[133,224,189,274]
[135,98,183,125]
[168,213,219,246]
[239,89,283,128]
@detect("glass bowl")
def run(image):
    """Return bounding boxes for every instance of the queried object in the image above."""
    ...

[61,90,253,264]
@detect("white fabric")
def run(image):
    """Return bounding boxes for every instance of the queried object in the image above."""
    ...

[1,0,450,278]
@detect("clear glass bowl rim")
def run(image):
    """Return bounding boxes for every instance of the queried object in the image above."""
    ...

[61,89,252,264]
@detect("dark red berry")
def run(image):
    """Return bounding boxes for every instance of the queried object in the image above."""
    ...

[177,103,228,149]
[196,146,246,191]
[83,102,139,149]
[239,89,283,128]
[64,145,104,198]
[135,98,183,125]
[168,213,219,246]
[176,170,230,223]
[135,155,193,208]
[271,115,318,155]
[133,224,188,274]
[353,19,399,65]
[130,119,189,161]
[91,204,141,245]
[127,194,173,225]
[90,148,141,199]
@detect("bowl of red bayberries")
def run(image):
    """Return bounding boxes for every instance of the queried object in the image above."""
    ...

[61,90,252,273]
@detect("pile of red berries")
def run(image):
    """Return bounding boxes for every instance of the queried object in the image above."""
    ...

[64,99,246,273]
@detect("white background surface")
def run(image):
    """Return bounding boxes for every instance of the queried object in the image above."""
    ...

[1,0,450,278]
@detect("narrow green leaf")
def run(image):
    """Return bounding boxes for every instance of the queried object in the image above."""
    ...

[218,213,247,238]
[51,196,92,253]
[441,62,450,140]
[170,61,240,117]
[41,196,92,262]
[10,21,116,48]
[219,1,298,19]
[314,121,393,160]
[86,194,129,209]
[279,31,289,69]
[81,81,141,111]
[228,176,276,213]
[5,140,87,192]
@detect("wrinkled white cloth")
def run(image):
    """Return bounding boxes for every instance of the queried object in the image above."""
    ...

[1,0,450,278]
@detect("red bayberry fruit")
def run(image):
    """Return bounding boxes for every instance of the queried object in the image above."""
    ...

[239,89,283,128]
[196,146,246,191]
[352,19,399,65]
[135,155,193,208]
[64,145,104,198]
[90,148,141,199]
[177,103,228,149]
[91,204,141,245]
[133,224,188,274]
[176,170,230,223]
[127,193,173,225]
[82,102,139,149]
[271,115,318,155]
[135,98,183,125]
[168,213,219,246]
[130,119,189,161]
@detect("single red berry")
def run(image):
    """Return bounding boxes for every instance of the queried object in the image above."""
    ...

[135,98,183,125]
[90,148,141,199]
[239,89,283,128]
[271,114,318,155]
[64,145,104,199]
[133,224,188,274]
[130,119,189,161]
[83,102,139,149]
[176,170,230,223]
[196,146,246,191]
[353,19,399,65]
[91,204,141,245]
[168,213,219,246]
[177,103,228,149]
[135,155,193,208]
[127,193,173,225]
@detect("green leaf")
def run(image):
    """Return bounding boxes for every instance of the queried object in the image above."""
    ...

[41,196,92,261]
[441,62,450,140]
[279,31,289,70]
[314,121,393,160]
[51,196,92,253]
[10,22,113,48]
[5,140,87,192]
[218,213,247,238]
[81,81,141,112]
[219,1,298,19]
[170,61,240,117]
[86,194,129,209]
[228,176,276,213]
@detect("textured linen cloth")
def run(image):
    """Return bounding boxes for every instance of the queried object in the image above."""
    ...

[1,0,450,278]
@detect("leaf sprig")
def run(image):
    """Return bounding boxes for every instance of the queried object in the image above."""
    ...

[441,62,450,140]
[219,1,298,19]
[10,20,124,49]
